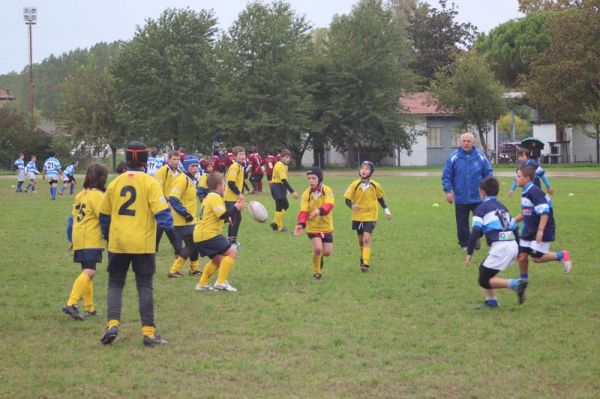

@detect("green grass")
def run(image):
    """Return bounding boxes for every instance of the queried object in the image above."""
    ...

[0,174,599,398]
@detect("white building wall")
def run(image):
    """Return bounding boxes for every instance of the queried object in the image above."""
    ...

[397,119,427,166]
[301,147,347,167]
[533,124,556,156]
[571,125,599,163]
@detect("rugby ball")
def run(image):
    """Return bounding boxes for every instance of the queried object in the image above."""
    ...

[248,201,268,223]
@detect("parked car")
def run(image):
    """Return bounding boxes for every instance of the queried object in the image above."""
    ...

[498,142,521,163]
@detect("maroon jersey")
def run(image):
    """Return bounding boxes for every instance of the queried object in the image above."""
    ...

[262,155,275,177]
[211,154,223,172]
[223,152,234,168]
[249,152,263,175]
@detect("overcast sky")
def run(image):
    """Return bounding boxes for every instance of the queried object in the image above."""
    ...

[0,0,523,75]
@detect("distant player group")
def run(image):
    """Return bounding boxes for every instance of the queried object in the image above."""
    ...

[12,139,572,346]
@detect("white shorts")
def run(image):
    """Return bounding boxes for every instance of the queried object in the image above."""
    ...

[519,240,551,255]
[17,170,26,181]
[482,240,518,271]
[27,172,36,180]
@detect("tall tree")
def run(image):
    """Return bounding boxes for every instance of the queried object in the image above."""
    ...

[325,0,415,165]
[406,0,477,87]
[214,1,313,166]
[58,55,127,170]
[518,0,600,12]
[110,8,218,150]
[525,8,600,138]
[432,52,507,153]
[474,13,552,88]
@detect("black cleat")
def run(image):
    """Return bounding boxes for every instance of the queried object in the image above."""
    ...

[62,305,84,321]
[100,326,119,345]
[189,270,202,276]
[270,222,278,231]
[143,332,168,347]
[280,226,287,232]
[361,264,370,273]
[85,310,98,318]
[516,280,528,305]
[475,237,482,250]
[167,271,183,279]
[313,273,322,280]
[477,300,500,309]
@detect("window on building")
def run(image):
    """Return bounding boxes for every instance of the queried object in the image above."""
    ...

[451,127,462,147]
[427,126,442,148]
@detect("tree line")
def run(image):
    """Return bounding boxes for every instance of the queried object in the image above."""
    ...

[1,0,599,169]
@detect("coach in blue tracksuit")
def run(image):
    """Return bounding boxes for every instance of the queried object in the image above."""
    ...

[442,132,493,250]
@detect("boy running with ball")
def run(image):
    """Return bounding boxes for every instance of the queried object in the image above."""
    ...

[343,161,392,272]
[464,177,527,308]
[294,168,335,280]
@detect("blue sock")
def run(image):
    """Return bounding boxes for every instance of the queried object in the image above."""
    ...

[70,185,74,194]
[25,184,31,191]
[17,181,23,191]
[485,297,499,306]
[51,186,56,199]
[520,273,528,280]
[59,186,65,194]
[555,252,564,261]
[508,279,520,290]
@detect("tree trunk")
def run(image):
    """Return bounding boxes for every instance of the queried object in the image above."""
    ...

[110,144,117,171]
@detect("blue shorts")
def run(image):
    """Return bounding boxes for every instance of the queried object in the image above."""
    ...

[307,232,333,243]
[196,235,232,258]
[74,249,103,264]
[352,221,376,234]
[270,183,287,200]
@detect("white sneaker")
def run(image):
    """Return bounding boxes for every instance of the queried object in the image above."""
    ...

[213,281,238,292]
[194,284,213,292]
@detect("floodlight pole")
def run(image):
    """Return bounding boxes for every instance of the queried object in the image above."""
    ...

[24,7,37,128]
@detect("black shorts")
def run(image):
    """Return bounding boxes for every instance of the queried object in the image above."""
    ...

[174,224,195,238]
[307,232,334,243]
[518,245,545,259]
[63,175,76,183]
[48,179,58,185]
[74,249,103,265]
[107,252,156,276]
[270,183,287,200]
[352,221,376,234]
[479,264,500,280]
[196,235,232,258]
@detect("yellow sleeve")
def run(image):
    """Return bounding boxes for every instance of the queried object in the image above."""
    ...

[210,194,227,218]
[280,164,288,180]
[226,163,239,183]
[156,166,167,192]
[147,177,169,215]
[199,174,208,189]
[300,189,310,212]
[344,180,358,201]
[99,182,114,215]
[373,180,385,199]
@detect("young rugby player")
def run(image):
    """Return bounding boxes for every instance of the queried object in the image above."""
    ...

[294,168,335,280]
[146,149,164,178]
[514,166,572,282]
[167,155,201,278]
[63,164,108,320]
[343,161,392,272]
[508,148,553,197]
[194,172,245,292]
[59,161,78,195]
[155,150,181,252]
[99,141,174,347]
[269,149,299,232]
[224,146,246,247]
[196,160,213,201]
[43,151,63,200]
[464,177,527,308]
[14,153,25,192]
[24,155,40,193]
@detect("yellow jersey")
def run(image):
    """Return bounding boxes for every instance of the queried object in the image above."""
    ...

[155,164,180,196]
[198,173,208,190]
[193,192,227,242]
[224,161,244,202]
[72,189,105,250]
[169,173,197,226]
[300,184,335,233]
[344,179,385,222]
[271,161,288,184]
[100,171,169,254]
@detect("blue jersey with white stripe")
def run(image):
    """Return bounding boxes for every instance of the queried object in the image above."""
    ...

[472,196,516,246]
[14,159,25,171]
[26,160,39,174]
[146,156,164,174]
[64,164,76,177]
[521,182,555,242]
[43,157,61,178]
[511,158,551,191]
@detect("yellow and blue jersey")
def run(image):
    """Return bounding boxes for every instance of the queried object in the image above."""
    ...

[169,173,197,226]
[71,189,105,250]
[300,184,335,233]
[271,161,288,184]
[193,192,227,242]
[99,171,170,254]
[155,164,180,196]
[224,161,244,202]
[344,179,385,222]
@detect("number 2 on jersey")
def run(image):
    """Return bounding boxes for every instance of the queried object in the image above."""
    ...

[118,186,137,216]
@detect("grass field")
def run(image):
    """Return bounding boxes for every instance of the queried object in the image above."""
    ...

[0,173,599,398]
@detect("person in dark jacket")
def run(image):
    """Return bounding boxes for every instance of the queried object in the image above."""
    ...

[442,132,493,250]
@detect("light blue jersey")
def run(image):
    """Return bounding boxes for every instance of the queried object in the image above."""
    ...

[146,156,165,176]
[26,160,39,174]
[43,157,62,179]
[14,158,25,171]
[64,164,76,177]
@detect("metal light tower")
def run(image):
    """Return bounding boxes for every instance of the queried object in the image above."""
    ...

[24,7,37,127]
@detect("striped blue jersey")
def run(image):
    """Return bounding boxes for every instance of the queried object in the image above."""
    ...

[472,196,516,246]
[43,157,62,178]
[511,159,551,191]
[64,164,76,177]
[146,156,164,175]
[26,160,39,174]
[520,182,555,242]
[14,158,25,171]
